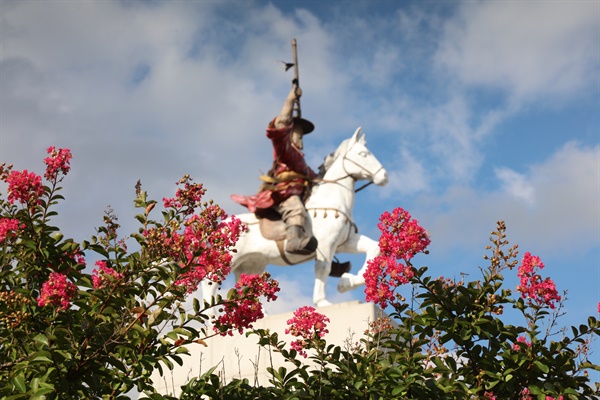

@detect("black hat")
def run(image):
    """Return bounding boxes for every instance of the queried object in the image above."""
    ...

[293,117,315,135]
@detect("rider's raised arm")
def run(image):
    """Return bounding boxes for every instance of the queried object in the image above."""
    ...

[274,86,300,129]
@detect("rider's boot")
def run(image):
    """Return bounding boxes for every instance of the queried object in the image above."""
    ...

[285,225,318,255]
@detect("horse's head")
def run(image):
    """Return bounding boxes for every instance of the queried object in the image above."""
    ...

[321,127,388,186]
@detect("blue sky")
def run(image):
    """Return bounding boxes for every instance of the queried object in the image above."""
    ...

[1,0,598,369]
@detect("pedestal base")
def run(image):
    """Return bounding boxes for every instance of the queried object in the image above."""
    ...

[151,300,387,396]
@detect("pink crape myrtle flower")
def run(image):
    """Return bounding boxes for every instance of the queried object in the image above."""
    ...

[163,175,206,216]
[37,272,78,311]
[519,388,563,400]
[0,218,24,243]
[520,388,533,400]
[364,207,430,309]
[6,170,44,205]
[377,208,431,261]
[43,146,72,181]
[73,253,86,267]
[92,260,124,289]
[597,302,599,314]
[517,252,561,309]
[285,306,330,358]
[143,204,245,293]
[214,272,280,336]
[175,211,245,293]
[512,335,532,351]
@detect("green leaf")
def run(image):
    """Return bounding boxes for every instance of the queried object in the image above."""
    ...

[30,377,40,392]
[30,350,54,364]
[13,375,27,393]
[33,333,49,347]
[534,360,549,373]
[580,361,600,371]
[528,385,542,395]
[30,388,54,400]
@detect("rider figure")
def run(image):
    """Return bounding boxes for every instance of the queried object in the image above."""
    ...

[231,84,319,255]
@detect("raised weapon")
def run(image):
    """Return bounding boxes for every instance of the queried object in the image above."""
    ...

[291,38,302,119]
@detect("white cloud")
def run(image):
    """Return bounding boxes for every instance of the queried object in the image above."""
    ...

[383,148,430,196]
[417,142,599,255]
[436,1,598,103]
[495,166,535,205]
[425,96,483,183]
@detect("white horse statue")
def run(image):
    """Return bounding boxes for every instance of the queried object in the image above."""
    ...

[203,127,388,308]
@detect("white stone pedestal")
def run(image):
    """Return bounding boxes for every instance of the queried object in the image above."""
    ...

[151,300,387,397]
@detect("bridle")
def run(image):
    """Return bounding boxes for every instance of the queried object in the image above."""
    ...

[315,140,383,193]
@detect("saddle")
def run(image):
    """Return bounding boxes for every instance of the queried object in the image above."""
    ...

[254,208,351,277]
[255,208,288,241]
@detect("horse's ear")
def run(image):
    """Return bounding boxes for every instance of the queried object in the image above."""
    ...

[350,127,363,144]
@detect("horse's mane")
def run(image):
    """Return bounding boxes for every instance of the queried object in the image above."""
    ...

[317,138,351,178]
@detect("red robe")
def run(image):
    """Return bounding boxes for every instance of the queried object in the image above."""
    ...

[231,119,317,212]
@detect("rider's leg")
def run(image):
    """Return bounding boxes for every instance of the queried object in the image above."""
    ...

[275,195,318,255]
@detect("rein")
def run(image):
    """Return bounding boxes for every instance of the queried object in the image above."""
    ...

[314,177,373,193]
[355,181,374,193]
[313,141,382,193]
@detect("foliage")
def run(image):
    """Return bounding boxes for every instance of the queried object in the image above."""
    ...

[181,216,600,399]
[1,148,599,399]
[0,149,274,399]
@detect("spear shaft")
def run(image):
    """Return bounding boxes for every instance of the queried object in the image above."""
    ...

[291,38,302,118]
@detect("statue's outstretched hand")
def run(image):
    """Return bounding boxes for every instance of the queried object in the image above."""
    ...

[287,85,302,102]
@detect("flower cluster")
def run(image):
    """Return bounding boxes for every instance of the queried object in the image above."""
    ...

[37,272,78,311]
[92,261,124,289]
[520,389,563,400]
[0,291,32,329]
[214,272,280,336]
[512,335,532,351]
[146,179,246,294]
[162,175,206,216]
[365,316,394,337]
[285,306,330,358]
[378,208,431,261]
[517,252,561,309]
[364,207,430,308]
[5,170,44,205]
[43,146,72,181]
[0,218,24,243]
[174,210,244,293]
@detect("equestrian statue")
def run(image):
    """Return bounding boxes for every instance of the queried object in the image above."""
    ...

[202,39,388,308]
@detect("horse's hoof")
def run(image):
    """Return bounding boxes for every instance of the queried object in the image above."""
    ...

[337,273,354,293]
[315,299,333,308]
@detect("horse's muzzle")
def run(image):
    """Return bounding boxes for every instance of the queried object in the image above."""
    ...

[374,169,388,186]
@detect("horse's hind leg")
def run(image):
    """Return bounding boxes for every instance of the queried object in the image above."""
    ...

[337,233,380,293]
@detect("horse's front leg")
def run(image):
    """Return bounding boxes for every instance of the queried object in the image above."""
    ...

[313,246,334,308]
[337,233,380,293]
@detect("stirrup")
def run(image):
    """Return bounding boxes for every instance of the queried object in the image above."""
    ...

[286,236,318,255]
[330,257,351,277]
